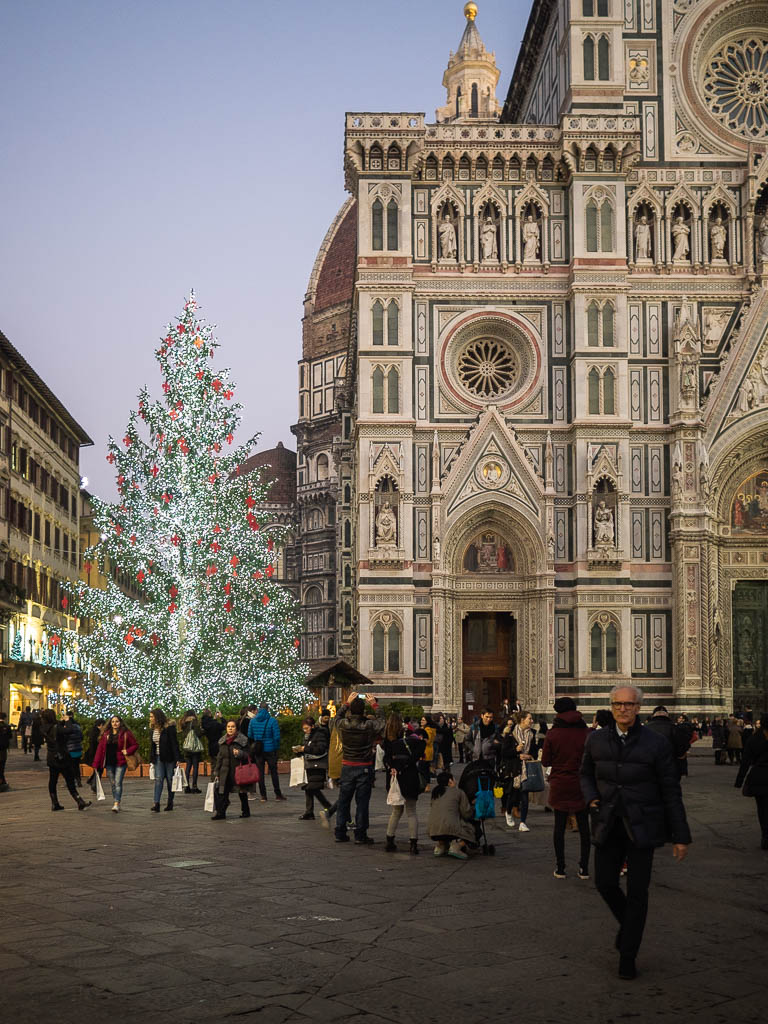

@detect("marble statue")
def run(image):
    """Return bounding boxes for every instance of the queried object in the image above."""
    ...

[375,502,397,546]
[759,217,768,261]
[480,216,498,260]
[635,214,652,260]
[672,459,684,499]
[439,213,457,260]
[710,216,727,260]
[547,531,555,560]
[699,460,710,501]
[737,374,756,412]
[522,214,540,262]
[594,501,615,547]
[672,215,690,261]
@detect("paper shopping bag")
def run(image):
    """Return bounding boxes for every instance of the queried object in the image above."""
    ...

[204,782,215,813]
[172,766,185,793]
[94,773,106,801]
[289,756,307,787]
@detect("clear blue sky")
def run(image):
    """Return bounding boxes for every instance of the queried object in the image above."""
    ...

[0,0,531,498]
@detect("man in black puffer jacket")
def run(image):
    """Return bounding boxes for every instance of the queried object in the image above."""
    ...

[581,686,691,981]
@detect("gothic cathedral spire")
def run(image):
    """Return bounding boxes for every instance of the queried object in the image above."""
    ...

[436,3,501,124]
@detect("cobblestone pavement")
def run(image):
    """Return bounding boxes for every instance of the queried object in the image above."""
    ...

[0,746,764,1024]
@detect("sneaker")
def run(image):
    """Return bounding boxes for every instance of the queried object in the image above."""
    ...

[505,812,515,828]
[433,843,447,857]
[354,835,375,845]
[275,795,287,802]
[578,866,590,880]
[335,834,350,843]
[553,868,566,879]
[447,841,468,860]
[112,802,120,813]
[298,813,315,821]
[260,797,268,803]
[518,822,530,833]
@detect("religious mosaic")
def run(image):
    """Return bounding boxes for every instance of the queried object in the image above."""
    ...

[731,470,768,534]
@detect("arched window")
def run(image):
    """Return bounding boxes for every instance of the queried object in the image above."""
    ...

[586,201,599,251]
[344,565,351,587]
[603,367,615,415]
[588,368,601,414]
[598,36,610,80]
[372,622,385,671]
[583,0,594,13]
[387,144,401,171]
[372,367,384,413]
[388,623,400,672]
[586,195,614,252]
[387,200,398,251]
[584,36,595,80]
[327,637,335,656]
[368,144,383,170]
[387,368,399,414]
[455,86,462,119]
[372,300,384,345]
[602,304,614,347]
[343,484,351,504]
[598,0,609,14]
[316,453,329,480]
[591,617,620,672]
[601,200,614,250]
[587,302,600,346]
[372,199,383,250]
[344,520,351,547]
[471,83,479,117]
[305,587,323,635]
[344,601,352,627]
[387,301,399,346]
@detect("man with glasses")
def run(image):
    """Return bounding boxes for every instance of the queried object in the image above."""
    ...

[581,686,691,981]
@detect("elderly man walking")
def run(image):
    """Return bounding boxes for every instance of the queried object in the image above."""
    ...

[580,686,691,981]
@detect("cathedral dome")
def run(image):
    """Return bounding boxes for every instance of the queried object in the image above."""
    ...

[306,198,358,314]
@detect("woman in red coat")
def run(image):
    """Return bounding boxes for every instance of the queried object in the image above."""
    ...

[92,715,139,813]
[541,697,591,880]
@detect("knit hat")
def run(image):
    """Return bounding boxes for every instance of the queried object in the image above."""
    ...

[553,697,577,713]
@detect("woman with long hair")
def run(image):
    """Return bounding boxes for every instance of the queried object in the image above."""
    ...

[511,711,536,833]
[179,709,204,794]
[212,718,253,820]
[427,771,475,860]
[149,708,180,812]
[41,708,90,811]
[382,712,426,854]
[416,714,436,793]
[92,714,139,813]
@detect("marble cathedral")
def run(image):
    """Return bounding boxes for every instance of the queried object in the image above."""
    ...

[293,0,768,716]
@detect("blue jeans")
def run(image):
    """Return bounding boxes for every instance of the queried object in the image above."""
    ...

[107,765,127,803]
[334,765,372,840]
[153,761,175,803]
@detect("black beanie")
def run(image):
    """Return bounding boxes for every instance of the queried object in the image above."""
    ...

[553,697,577,713]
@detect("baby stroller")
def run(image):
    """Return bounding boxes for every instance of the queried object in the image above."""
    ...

[458,759,497,856]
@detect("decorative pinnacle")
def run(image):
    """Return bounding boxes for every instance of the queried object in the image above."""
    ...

[464,2,478,21]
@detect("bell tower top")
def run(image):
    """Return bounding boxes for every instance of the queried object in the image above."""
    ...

[436,4,501,124]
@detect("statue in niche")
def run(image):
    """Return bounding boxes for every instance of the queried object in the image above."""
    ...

[672,214,690,261]
[759,217,768,261]
[699,460,710,502]
[737,374,756,413]
[438,212,457,260]
[672,459,684,499]
[710,215,727,261]
[432,536,440,562]
[375,502,397,546]
[593,501,615,547]
[681,359,696,396]
[522,213,540,262]
[480,214,498,261]
[547,531,555,560]
[635,214,652,260]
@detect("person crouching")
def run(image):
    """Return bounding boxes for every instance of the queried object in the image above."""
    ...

[427,771,475,860]
[212,719,253,820]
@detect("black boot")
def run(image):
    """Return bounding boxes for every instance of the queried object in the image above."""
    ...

[211,812,225,820]
[164,796,174,811]
[51,800,64,811]
[151,803,160,813]
[239,795,250,818]
[409,839,419,856]
[385,835,397,852]
[76,796,91,811]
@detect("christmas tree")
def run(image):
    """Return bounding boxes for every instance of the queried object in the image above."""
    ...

[58,294,311,717]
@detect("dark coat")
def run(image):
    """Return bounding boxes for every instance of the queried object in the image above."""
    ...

[43,721,69,768]
[213,733,252,794]
[541,710,589,812]
[0,721,12,751]
[383,734,426,800]
[303,726,330,791]
[580,721,692,849]
[735,731,768,796]
[149,725,180,765]
[201,714,225,758]
[645,714,690,758]
[335,713,385,764]
[435,723,453,759]
[30,713,44,746]
[62,720,84,755]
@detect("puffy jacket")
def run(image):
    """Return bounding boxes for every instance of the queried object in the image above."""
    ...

[580,721,692,849]
[335,712,385,765]
[541,710,589,812]
[645,714,690,759]
[248,709,280,753]
[62,720,83,754]
[303,726,329,769]
[735,731,768,796]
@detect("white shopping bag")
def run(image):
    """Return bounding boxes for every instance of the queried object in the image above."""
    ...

[172,765,185,793]
[94,773,105,802]
[328,778,335,790]
[289,756,307,787]
[204,782,215,813]
[375,744,385,771]
[386,774,405,807]
[149,763,155,780]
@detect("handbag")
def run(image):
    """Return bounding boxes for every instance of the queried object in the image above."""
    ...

[123,737,142,772]
[474,777,496,820]
[183,729,204,754]
[235,758,261,787]
[387,774,405,807]
[521,760,546,793]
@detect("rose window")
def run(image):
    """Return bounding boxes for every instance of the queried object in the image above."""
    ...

[702,37,768,139]
[457,338,518,398]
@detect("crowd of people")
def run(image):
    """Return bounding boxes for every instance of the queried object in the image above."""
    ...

[3,691,767,981]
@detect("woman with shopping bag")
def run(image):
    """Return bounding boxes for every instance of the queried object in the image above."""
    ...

[148,708,180,813]
[92,714,139,813]
[382,712,426,854]
[179,709,205,794]
[211,719,254,820]
[295,716,332,821]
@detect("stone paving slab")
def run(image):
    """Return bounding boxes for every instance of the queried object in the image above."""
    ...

[0,748,764,1023]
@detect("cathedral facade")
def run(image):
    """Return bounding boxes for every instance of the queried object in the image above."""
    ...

[294,0,768,716]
